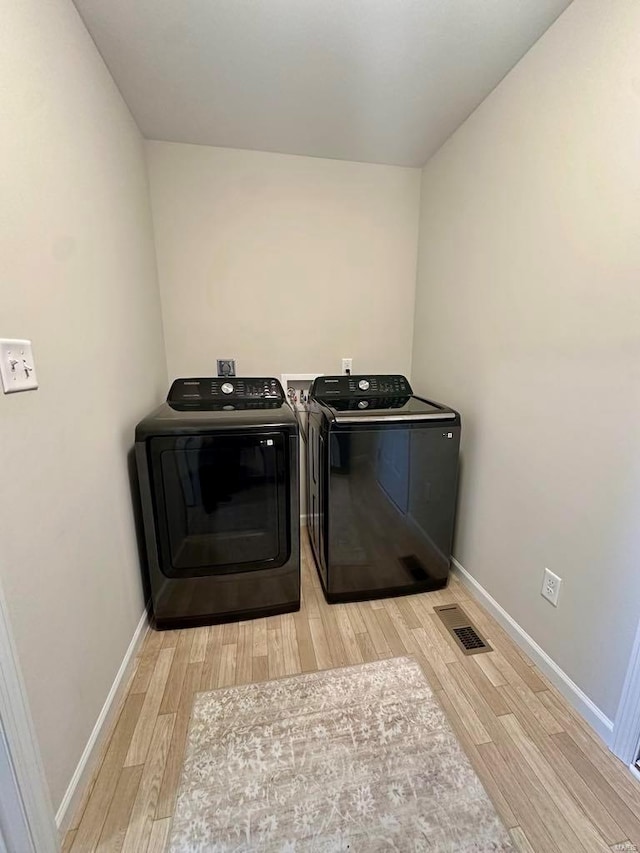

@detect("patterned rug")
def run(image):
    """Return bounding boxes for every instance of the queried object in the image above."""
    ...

[168,657,513,852]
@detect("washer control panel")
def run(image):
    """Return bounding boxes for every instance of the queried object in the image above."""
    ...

[310,374,412,399]
[168,377,285,402]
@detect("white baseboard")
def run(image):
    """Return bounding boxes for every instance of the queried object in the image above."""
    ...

[300,514,308,527]
[55,610,149,832]
[451,558,614,745]
[611,616,640,764]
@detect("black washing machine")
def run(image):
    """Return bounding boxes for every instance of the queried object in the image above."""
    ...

[135,377,300,628]
[306,374,460,603]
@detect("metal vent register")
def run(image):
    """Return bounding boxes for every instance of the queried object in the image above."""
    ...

[434,604,492,655]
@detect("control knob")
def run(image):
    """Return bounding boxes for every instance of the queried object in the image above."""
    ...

[221,382,234,395]
[358,379,370,391]
[358,400,369,409]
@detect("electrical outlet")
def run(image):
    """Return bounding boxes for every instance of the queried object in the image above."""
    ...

[541,568,562,607]
[341,358,352,374]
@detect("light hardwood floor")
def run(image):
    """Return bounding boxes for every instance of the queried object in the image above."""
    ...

[63,536,640,852]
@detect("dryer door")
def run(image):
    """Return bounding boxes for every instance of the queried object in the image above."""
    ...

[149,432,290,577]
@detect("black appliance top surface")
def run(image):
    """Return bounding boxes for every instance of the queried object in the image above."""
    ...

[310,375,458,424]
[136,377,297,439]
[323,395,456,422]
[326,396,438,414]
[167,400,285,412]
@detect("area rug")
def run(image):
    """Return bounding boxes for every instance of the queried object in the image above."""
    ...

[168,657,513,852]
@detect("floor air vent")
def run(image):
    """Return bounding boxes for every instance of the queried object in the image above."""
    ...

[433,604,492,656]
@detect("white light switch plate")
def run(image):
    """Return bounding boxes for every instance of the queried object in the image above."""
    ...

[0,339,38,393]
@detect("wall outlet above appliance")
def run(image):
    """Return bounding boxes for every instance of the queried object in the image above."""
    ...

[0,339,38,393]
[217,359,236,377]
[341,358,352,374]
[541,567,562,606]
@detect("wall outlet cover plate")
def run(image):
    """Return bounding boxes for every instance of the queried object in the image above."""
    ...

[0,339,38,393]
[541,567,562,607]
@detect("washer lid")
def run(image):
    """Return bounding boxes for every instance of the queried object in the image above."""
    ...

[324,395,457,424]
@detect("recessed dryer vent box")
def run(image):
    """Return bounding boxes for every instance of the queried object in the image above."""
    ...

[217,359,236,377]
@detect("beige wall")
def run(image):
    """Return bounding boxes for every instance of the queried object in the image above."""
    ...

[146,142,421,381]
[412,0,640,720]
[0,0,166,808]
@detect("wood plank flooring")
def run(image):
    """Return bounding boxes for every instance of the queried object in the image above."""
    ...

[64,535,640,852]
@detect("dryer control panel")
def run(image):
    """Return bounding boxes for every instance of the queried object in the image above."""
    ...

[168,377,285,402]
[310,374,412,399]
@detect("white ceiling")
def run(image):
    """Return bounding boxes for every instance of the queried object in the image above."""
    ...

[73,0,571,167]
